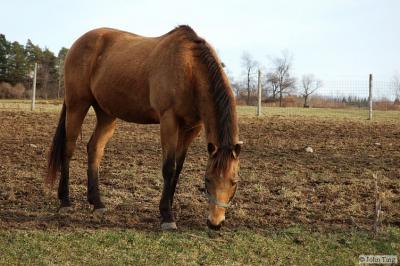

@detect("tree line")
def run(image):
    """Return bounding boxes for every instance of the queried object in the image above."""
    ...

[1,33,399,106]
[231,50,400,107]
[0,34,320,105]
[230,50,322,107]
[0,34,68,98]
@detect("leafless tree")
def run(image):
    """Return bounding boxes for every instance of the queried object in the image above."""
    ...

[231,82,242,97]
[269,50,296,106]
[241,51,258,105]
[266,72,280,100]
[225,69,240,96]
[301,74,322,107]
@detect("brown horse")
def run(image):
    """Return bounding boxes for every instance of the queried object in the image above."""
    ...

[47,25,242,230]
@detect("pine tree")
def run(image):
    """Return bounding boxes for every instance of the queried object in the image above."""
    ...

[39,48,58,98]
[0,34,11,82]
[8,41,28,85]
[57,47,69,98]
[25,39,42,74]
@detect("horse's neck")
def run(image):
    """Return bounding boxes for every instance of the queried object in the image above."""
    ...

[202,109,220,145]
[198,84,238,147]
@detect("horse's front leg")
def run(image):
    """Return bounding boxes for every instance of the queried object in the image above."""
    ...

[159,110,179,230]
[169,125,202,206]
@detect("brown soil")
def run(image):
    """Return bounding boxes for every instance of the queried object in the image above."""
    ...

[0,111,399,231]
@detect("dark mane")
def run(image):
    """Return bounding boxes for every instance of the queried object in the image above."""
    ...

[174,26,235,146]
[172,25,236,172]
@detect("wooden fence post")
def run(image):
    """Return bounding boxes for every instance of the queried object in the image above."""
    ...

[257,69,262,117]
[31,62,37,111]
[368,74,373,120]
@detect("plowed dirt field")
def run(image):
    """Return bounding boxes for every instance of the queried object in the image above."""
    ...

[0,108,399,231]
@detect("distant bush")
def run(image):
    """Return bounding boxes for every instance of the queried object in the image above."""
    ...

[0,82,12,98]
[237,94,400,110]
[374,99,400,111]
[0,82,26,98]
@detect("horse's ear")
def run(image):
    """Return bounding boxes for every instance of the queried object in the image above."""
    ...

[232,142,242,159]
[207,143,218,157]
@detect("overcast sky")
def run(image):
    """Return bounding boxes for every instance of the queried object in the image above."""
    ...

[2,0,399,83]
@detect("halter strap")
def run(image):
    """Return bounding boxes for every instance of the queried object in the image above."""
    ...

[205,190,231,208]
[204,175,233,208]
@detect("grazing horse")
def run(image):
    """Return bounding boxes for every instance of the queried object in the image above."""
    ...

[47,25,242,230]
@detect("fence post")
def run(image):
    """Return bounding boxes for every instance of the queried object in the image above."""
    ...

[58,58,61,99]
[257,69,262,117]
[31,62,37,111]
[368,74,373,120]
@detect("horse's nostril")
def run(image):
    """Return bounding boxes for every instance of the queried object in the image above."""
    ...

[207,219,222,230]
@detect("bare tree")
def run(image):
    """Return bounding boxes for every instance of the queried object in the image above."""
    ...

[266,72,280,100]
[301,74,322,107]
[269,50,296,106]
[231,81,242,97]
[241,51,258,105]
[225,69,240,96]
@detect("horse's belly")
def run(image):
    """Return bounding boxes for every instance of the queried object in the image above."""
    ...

[115,109,160,124]
[94,89,160,124]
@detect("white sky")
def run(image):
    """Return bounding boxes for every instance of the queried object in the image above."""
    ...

[1,0,399,83]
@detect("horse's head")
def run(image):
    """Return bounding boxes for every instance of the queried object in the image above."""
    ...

[204,142,242,230]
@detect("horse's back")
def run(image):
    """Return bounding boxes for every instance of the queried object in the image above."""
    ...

[64,27,199,124]
[64,28,160,123]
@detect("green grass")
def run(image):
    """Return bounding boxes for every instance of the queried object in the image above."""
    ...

[1,100,399,264]
[1,227,399,265]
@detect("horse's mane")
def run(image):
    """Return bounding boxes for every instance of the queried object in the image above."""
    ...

[169,25,237,173]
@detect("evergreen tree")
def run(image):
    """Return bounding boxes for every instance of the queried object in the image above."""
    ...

[39,48,58,98]
[57,47,69,98]
[8,41,28,84]
[25,39,42,74]
[57,47,68,60]
[0,34,11,82]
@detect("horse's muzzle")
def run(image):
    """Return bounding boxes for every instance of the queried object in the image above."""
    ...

[207,219,224,230]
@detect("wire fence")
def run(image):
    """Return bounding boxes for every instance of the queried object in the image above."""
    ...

[237,74,400,116]
[0,76,399,121]
[0,100,61,112]
[318,80,397,101]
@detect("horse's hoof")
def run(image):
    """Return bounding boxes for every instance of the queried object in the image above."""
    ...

[93,207,107,217]
[161,222,177,231]
[58,206,73,214]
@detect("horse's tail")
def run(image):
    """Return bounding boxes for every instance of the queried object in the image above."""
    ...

[46,102,67,187]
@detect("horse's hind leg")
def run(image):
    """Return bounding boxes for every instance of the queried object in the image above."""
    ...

[59,103,90,211]
[86,105,116,211]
